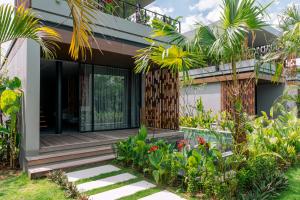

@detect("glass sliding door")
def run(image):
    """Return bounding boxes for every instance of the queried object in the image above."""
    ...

[62,61,79,132]
[79,64,93,132]
[93,66,129,130]
[79,64,141,132]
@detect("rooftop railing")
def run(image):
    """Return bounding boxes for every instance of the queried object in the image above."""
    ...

[98,0,181,32]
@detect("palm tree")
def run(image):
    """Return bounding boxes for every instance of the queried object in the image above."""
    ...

[0,3,60,62]
[0,0,100,62]
[65,0,99,60]
[135,0,270,146]
[264,4,300,79]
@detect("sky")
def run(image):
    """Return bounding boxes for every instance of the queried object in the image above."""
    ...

[146,0,300,33]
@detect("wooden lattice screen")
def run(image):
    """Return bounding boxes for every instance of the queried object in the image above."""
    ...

[221,79,256,115]
[143,69,179,130]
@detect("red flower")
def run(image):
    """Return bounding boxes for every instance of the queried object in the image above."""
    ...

[104,0,113,3]
[177,139,188,151]
[148,145,159,153]
[197,137,206,145]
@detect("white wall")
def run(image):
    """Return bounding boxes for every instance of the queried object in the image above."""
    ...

[180,82,221,115]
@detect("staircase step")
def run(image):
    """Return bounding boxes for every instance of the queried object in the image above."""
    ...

[39,138,120,153]
[28,154,116,179]
[26,146,114,167]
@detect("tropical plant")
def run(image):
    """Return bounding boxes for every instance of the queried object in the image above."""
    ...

[134,0,270,147]
[180,97,217,129]
[0,0,104,63]
[262,4,300,80]
[0,3,60,61]
[134,18,205,78]
[116,125,150,168]
[0,76,22,168]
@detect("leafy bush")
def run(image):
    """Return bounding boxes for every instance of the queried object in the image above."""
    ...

[0,76,22,169]
[249,107,300,164]
[117,99,299,199]
[116,125,149,169]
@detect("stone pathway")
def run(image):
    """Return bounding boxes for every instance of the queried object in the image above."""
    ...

[66,165,120,182]
[77,173,136,192]
[66,164,185,200]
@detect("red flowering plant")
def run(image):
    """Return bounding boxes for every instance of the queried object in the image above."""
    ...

[177,139,188,152]
[148,145,159,153]
[197,136,206,146]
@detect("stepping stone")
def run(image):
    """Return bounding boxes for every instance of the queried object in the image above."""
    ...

[77,173,136,192]
[89,180,156,200]
[66,165,120,182]
[139,190,185,200]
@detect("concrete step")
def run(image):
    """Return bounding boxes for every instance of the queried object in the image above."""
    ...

[28,154,116,179]
[39,138,120,153]
[26,145,114,167]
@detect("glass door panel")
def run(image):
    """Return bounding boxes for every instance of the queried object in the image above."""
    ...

[79,64,93,132]
[93,66,129,130]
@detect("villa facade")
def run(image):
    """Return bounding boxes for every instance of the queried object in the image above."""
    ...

[3,0,181,176]
[181,27,300,116]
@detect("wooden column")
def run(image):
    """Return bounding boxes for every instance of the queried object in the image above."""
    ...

[143,69,179,130]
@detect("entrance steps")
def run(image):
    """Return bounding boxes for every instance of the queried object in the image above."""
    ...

[27,131,183,178]
[27,145,116,178]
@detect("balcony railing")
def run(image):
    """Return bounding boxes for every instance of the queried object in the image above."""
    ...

[97,0,181,32]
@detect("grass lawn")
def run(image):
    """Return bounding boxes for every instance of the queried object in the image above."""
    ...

[0,163,299,200]
[0,170,69,200]
[277,164,300,200]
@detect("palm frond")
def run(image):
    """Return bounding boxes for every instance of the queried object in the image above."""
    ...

[211,0,269,58]
[151,18,186,46]
[66,0,98,60]
[0,3,60,59]
[134,39,204,76]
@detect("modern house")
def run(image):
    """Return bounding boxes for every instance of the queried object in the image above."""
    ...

[181,26,300,116]
[2,0,181,177]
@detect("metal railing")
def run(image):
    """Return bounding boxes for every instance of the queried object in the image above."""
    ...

[98,0,181,32]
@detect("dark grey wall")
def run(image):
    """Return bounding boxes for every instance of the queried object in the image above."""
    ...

[256,83,285,115]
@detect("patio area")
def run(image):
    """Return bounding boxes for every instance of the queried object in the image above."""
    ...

[40,129,183,153]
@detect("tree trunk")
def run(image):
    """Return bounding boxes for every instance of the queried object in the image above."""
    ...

[231,58,247,146]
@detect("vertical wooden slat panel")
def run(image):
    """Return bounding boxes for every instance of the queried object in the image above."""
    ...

[143,69,179,130]
[221,79,255,115]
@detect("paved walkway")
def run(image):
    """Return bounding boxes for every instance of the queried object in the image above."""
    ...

[66,164,185,200]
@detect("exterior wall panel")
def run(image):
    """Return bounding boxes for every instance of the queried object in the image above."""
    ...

[4,39,40,168]
[180,83,221,115]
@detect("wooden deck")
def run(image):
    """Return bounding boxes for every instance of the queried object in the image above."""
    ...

[40,128,182,153]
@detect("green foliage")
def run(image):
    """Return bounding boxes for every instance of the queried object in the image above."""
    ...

[0,77,22,169]
[180,97,217,129]
[239,171,288,200]
[248,105,300,164]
